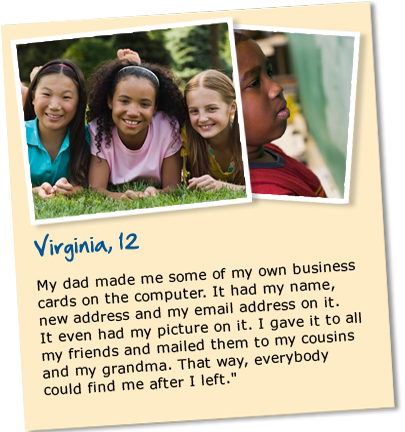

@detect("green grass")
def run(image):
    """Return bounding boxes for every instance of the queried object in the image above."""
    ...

[33,182,247,220]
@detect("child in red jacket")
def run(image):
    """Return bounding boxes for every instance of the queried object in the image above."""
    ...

[235,32,327,198]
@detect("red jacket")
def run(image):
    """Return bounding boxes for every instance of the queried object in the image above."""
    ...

[249,144,326,197]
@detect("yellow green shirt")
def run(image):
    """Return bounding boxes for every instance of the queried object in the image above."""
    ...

[181,128,235,184]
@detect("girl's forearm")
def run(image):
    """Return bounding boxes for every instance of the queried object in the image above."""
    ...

[91,186,125,200]
[161,183,180,194]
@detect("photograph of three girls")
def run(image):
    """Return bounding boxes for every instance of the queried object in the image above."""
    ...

[17,21,331,221]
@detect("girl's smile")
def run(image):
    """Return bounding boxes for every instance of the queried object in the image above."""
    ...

[199,124,215,130]
[108,76,156,150]
[32,74,79,136]
[187,87,236,145]
[123,119,141,126]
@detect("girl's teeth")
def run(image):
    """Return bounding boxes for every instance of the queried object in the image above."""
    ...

[125,120,140,125]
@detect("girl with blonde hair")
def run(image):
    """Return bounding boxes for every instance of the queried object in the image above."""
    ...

[183,69,245,190]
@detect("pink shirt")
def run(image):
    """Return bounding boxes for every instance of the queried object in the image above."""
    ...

[89,111,182,185]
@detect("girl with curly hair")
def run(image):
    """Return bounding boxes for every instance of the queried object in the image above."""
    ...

[183,69,245,191]
[87,58,187,199]
[24,59,90,199]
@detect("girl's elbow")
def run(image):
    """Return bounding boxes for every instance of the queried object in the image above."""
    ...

[88,182,106,193]
[162,182,180,193]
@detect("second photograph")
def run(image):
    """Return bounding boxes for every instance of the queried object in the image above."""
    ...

[234,26,359,203]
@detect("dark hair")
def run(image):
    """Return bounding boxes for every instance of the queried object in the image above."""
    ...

[87,59,187,156]
[24,59,90,187]
[184,70,245,185]
[234,31,253,45]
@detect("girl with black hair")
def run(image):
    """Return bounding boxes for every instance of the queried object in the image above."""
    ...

[87,58,187,199]
[24,59,90,199]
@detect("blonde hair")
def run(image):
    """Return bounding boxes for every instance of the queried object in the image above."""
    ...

[184,70,245,185]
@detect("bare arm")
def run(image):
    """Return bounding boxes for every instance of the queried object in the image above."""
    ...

[161,150,182,192]
[88,155,132,200]
[143,150,182,197]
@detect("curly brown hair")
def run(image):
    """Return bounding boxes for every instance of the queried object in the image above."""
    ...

[87,59,187,156]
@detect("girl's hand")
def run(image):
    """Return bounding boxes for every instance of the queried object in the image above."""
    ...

[22,66,42,105]
[117,49,141,64]
[144,186,159,197]
[187,175,222,191]
[30,66,42,82]
[21,83,28,106]
[53,178,74,196]
[34,182,55,199]
[120,190,145,200]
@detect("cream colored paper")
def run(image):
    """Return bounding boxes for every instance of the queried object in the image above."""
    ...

[1,3,393,431]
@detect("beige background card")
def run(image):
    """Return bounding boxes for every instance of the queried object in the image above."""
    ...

[0,1,398,432]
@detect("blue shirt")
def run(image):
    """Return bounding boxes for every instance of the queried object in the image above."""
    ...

[25,118,89,186]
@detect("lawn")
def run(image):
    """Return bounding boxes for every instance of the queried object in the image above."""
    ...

[33,182,248,220]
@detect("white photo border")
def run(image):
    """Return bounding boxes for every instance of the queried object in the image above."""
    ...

[234,24,360,204]
[12,17,252,225]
